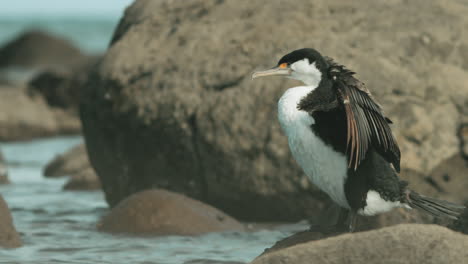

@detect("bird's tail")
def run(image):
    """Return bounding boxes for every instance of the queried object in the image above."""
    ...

[404,190,465,220]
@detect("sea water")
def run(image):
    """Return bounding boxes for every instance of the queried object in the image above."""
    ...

[0,136,307,263]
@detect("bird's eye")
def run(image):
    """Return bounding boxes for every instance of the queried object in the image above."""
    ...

[279,63,288,69]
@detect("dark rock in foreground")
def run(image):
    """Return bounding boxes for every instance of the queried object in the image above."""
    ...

[0,30,87,70]
[97,189,244,236]
[0,85,80,141]
[251,224,468,264]
[81,0,468,221]
[0,195,21,248]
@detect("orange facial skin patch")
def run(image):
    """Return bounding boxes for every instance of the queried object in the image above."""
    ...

[279,63,288,69]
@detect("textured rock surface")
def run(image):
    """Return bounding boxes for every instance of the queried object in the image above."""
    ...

[97,189,243,236]
[0,85,81,141]
[81,0,468,220]
[0,195,21,248]
[252,224,468,264]
[0,30,87,70]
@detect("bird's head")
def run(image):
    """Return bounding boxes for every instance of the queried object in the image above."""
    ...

[252,48,328,87]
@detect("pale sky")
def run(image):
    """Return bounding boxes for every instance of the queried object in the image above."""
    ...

[0,0,134,17]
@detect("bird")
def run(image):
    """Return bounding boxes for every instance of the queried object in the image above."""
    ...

[252,48,465,232]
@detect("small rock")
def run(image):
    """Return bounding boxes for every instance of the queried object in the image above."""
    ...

[63,167,100,191]
[0,175,8,184]
[252,224,468,264]
[0,195,22,248]
[0,151,8,184]
[98,189,244,236]
[44,144,89,178]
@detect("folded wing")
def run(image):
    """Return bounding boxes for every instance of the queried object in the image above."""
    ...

[327,58,401,172]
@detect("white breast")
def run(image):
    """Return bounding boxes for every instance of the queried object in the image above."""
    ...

[278,86,350,209]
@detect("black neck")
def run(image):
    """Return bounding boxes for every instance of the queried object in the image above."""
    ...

[298,77,336,113]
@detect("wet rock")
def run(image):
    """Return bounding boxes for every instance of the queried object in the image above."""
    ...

[81,0,468,221]
[63,167,100,191]
[0,151,8,184]
[0,30,87,70]
[252,224,468,264]
[43,144,99,190]
[0,175,8,185]
[44,144,89,178]
[97,189,244,236]
[0,195,21,248]
[0,85,81,141]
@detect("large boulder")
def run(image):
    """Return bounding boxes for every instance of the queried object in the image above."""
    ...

[0,30,87,70]
[252,224,468,264]
[0,85,80,141]
[81,0,468,221]
[0,195,21,248]
[97,189,244,236]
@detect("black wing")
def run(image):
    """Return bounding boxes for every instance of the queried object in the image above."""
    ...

[327,58,401,172]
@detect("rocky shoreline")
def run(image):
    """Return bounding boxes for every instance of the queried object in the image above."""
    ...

[0,0,467,263]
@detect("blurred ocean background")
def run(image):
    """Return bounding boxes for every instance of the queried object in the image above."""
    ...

[0,0,133,54]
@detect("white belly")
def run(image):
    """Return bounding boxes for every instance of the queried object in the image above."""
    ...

[278,86,350,209]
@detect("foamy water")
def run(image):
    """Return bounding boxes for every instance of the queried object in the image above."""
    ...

[0,136,307,264]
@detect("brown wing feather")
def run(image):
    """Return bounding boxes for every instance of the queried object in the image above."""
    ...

[328,57,401,172]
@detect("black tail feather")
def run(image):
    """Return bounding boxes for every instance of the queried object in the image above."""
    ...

[405,190,465,220]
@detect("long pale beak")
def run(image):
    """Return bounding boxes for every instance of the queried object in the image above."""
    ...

[251,66,291,80]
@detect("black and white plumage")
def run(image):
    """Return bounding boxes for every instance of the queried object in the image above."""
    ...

[252,48,464,230]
